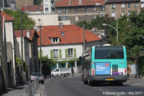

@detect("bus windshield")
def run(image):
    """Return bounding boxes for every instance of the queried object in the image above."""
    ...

[95,46,124,59]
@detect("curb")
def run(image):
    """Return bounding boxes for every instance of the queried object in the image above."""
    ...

[34,83,46,96]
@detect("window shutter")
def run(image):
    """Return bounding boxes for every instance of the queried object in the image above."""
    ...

[74,48,76,58]
[38,50,43,58]
[50,50,53,59]
[65,49,68,58]
[59,49,62,58]
[38,50,40,58]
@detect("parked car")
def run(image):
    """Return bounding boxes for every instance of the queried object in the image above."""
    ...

[30,72,44,84]
[51,68,71,78]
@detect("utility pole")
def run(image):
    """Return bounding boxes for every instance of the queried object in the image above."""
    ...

[20,8,24,82]
[38,19,42,73]
[83,25,85,53]
[0,6,2,68]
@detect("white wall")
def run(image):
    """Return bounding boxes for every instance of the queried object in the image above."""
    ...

[59,20,71,25]
[141,0,144,8]
[43,0,52,14]
[5,22,16,86]
[39,44,83,60]
[15,37,30,62]
[28,14,59,26]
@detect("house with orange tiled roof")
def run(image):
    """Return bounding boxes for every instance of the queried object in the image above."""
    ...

[0,11,16,88]
[14,30,39,77]
[37,24,101,72]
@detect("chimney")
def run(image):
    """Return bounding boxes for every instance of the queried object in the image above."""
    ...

[79,0,82,5]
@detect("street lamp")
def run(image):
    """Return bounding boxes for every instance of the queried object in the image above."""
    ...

[103,23,118,42]
[95,3,119,43]
[38,19,42,73]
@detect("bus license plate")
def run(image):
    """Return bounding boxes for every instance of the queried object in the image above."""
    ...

[106,78,114,81]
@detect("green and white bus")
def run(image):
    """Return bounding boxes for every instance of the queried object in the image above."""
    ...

[81,46,127,85]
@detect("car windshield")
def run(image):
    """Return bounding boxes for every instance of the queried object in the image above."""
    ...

[31,72,43,76]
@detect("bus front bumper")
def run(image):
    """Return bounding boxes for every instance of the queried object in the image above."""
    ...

[89,75,127,82]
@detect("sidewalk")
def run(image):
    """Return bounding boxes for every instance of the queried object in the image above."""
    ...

[125,77,144,87]
[1,85,26,96]
[1,81,44,96]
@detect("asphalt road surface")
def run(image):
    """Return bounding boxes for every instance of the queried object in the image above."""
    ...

[45,76,144,96]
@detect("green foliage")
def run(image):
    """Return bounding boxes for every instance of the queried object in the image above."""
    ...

[4,9,35,30]
[16,57,28,72]
[41,56,55,77]
[137,56,144,76]
[36,0,43,5]
[76,15,114,43]
[76,13,144,63]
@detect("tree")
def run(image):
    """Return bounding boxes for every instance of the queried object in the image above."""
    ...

[40,56,55,78]
[76,15,114,43]
[35,0,43,5]
[4,9,35,30]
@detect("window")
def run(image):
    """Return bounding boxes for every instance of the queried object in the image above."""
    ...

[134,3,138,8]
[58,8,61,13]
[111,4,115,9]
[95,47,124,59]
[111,12,116,17]
[94,7,96,11]
[100,14,104,17]
[128,3,131,8]
[51,37,59,43]
[65,9,69,14]
[53,49,59,58]
[68,48,73,57]
[85,7,88,12]
[121,3,125,8]
[75,16,79,21]
[121,11,125,16]
[75,8,78,12]
[45,8,48,12]
[100,7,104,11]
[128,11,131,15]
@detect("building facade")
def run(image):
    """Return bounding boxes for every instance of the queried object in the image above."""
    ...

[105,0,141,18]
[55,0,105,24]
[15,30,39,77]
[0,11,16,88]
[37,25,101,72]
[43,0,55,14]
[16,0,34,9]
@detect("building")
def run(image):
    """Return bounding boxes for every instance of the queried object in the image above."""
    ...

[23,5,60,26]
[105,0,141,18]
[15,0,34,9]
[15,30,39,78]
[43,0,55,14]
[37,24,101,72]
[0,11,16,88]
[55,0,105,24]
[28,13,59,26]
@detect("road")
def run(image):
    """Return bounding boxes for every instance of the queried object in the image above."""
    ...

[45,76,144,96]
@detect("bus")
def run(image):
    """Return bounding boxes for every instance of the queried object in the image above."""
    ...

[81,46,127,85]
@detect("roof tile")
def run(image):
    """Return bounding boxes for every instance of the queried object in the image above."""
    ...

[15,30,38,40]
[37,25,100,46]
[55,0,105,7]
